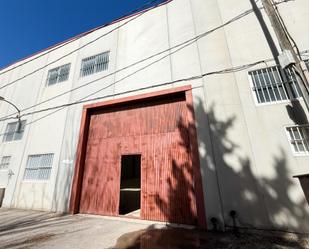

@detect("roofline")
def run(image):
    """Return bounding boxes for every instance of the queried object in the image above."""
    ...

[0,0,173,72]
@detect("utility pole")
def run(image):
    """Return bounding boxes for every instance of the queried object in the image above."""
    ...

[260,0,309,110]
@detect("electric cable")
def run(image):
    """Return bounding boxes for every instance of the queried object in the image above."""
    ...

[0,6,257,121]
[0,0,164,90]
[0,0,165,76]
[270,0,309,97]
[0,0,289,92]
[0,1,294,126]
[270,0,302,59]
[0,58,268,125]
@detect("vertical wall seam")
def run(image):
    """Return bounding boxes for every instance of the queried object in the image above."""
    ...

[10,51,51,208]
[51,37,84,212]
[165,4,174,84]
[113,23,121,97]
[188,0,226,227]
[215,0,272,227]
[0,70,16,168]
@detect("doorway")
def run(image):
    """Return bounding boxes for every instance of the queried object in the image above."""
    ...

[119,155,141,217]
[70,86,207,227]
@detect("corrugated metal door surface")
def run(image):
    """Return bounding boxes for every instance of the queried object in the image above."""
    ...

[79,93,198,225]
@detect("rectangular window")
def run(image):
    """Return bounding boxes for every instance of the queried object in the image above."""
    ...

[80,51,110,77]
[23,154,54,181]
[3,120,26,142]
[46,63,71,86]
[0,156,11,170]
[286,125,309,155]
[249,66,301,104]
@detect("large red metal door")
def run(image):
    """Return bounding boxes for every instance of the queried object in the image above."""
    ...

[77,92,200,225]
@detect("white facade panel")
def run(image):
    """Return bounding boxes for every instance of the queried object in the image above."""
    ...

[0,0,308,233]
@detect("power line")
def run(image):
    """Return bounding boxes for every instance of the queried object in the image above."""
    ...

[0,56,266,138]
[0,58,268,125]
[0,6,256,121]
[0,0,165,77]
[0,0,297,124]
[2,0,291,97]
[0,0,164,90]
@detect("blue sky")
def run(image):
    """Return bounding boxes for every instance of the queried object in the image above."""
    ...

[0,0,163,69]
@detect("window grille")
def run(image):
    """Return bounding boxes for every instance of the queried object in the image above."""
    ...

[249,66,301,104]
[80,51,110,77]
[23,154,54,180]
[286,125,309,155]
[0,156,11,169]
[3,120,26,142]
[46,64,71,86]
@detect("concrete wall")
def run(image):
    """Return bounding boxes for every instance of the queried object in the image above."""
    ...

[0,0,308,232]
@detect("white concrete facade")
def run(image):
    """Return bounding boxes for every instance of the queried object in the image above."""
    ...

[0,0,309,232]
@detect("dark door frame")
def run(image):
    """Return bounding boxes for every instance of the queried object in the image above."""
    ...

[119,154,142,216]
[69,85,207,228]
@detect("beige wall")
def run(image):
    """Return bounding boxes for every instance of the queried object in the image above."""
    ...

[0,0,308,232]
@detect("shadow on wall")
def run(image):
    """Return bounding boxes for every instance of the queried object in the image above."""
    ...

[286,99,308,125]
[52,156,74,212]
[52,109,82,212]
[112,97,309,248]
[156,98,309,232]
[195,99,309,232]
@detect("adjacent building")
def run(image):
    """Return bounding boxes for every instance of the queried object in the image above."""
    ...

[0,0,309,232]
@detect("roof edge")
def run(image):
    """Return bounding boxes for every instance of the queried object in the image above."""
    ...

[0,0,173,73]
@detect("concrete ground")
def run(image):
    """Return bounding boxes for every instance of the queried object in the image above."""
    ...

[0,208,309,249]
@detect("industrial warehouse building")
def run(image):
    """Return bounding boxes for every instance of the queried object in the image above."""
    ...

[0,0,309,232]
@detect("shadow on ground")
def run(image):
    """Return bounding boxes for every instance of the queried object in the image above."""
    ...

[111,96,309,248]
[111,225,309,249]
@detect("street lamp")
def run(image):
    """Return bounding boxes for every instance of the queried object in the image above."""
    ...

[0,97,22,132]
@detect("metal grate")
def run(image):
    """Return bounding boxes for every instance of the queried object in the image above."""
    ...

[3,120,26,142]
[23,154,54,180]
[80,51,110,77]
[0,156,11,170]
[286,125,309,155]
[46,64,71,86]
[249,66,301,104]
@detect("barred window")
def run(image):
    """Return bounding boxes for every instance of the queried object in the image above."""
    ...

[47,64,71,86]
[0,156,11,169]
[80,51,110,77]
[3,120,26,142]
[23,154,54,180]
[249,66,301,104]
[286,125,309,155]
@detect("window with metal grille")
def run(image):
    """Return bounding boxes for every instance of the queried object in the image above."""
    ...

[46,64,71,86]
[23,154,54,180]
[286,125,309,155]
[249,66,302,104]
[3,120,26,142]
[0,156,11,169]
[80,51,110,77]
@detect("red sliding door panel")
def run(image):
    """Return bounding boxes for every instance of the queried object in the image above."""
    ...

[74,89,203,226]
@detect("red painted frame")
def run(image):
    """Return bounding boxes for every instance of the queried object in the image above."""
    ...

[69,85,207,228]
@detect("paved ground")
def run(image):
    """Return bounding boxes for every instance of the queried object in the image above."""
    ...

[0,208,309,249]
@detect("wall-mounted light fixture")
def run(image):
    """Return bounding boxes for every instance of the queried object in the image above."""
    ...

[0,97,22,132]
